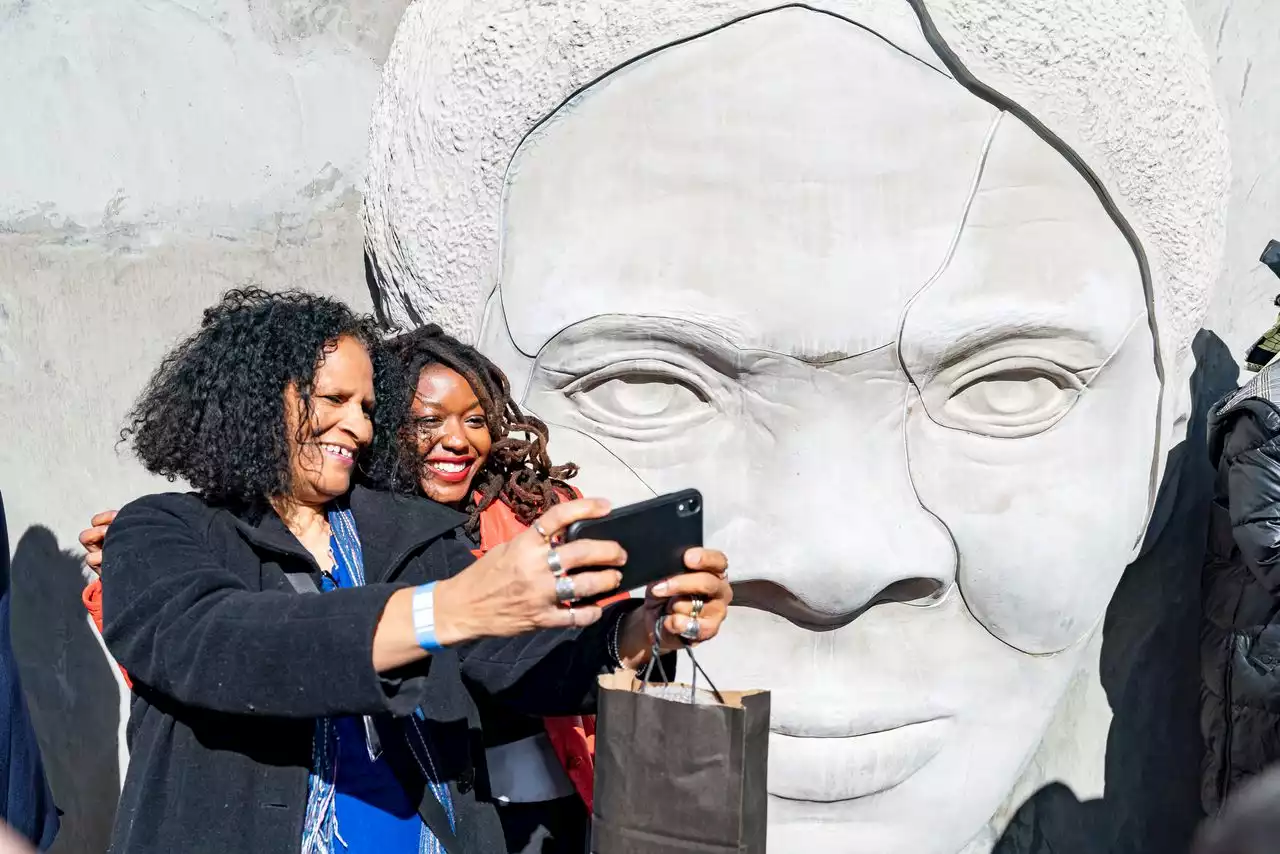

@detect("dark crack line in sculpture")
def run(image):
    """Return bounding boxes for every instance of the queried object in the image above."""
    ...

[904,0,1167,554]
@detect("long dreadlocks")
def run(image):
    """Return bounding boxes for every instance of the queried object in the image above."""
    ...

[385,324,578,536]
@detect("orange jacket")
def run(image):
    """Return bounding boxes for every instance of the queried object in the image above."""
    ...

[83,581,129,688]
[473,490,628,812]
[83,490,616,809]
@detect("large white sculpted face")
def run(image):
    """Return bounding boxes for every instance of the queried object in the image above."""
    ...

[366,2,1228,852]
[476,12,1154,852]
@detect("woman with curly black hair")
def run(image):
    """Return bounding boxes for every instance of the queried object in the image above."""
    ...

[380,325,626,854]
[95,288,733,854]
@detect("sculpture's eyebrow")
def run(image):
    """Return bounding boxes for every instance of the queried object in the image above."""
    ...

[530,311,903,369]
[899,304,1135,371]
[532,314,744,374]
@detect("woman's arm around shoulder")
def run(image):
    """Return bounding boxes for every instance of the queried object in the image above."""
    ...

[101,493,433,719]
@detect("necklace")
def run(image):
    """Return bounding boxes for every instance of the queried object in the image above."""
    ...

[319,518,338,577]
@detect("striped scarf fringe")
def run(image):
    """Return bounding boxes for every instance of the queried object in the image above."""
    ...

[301,718,341,854]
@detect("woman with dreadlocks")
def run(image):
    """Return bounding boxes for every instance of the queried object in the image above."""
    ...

[385,324,580,550]
[378,324,613,854]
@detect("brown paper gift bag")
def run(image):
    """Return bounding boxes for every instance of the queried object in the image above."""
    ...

[591,650,769,853]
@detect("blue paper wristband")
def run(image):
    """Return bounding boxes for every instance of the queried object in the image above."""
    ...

[412,582,444,652]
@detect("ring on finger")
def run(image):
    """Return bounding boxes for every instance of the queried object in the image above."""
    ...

[546,546,565,576]
[567,606,576,627]
[533,521,552,543]
[680,616,701,642]
[555,574,577,603]
[689,597,705,620]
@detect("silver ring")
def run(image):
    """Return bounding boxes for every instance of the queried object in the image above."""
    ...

[689,597,705,619]
[680,616,701,642]
[533,521,552,542]
[567,606,577,627]
[546,546,565,576]
[555,574,577,603]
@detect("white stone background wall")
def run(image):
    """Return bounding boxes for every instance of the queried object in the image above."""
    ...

[1192,0,1280,362]
[0,2,409,850]
[0,1,1273,852]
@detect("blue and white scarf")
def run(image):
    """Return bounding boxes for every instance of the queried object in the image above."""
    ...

[300,505,456,854]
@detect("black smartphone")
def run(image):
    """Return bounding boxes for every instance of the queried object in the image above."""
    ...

[563,489,703,604]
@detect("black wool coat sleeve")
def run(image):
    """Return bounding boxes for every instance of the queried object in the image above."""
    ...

[101,493,432,719]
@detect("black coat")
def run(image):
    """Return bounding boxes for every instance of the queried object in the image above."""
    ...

[101,486,630,854]
[1202,365,1280,813]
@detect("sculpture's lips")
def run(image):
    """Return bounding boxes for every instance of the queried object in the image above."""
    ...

[768,692,949,738]
[767,718,951,802]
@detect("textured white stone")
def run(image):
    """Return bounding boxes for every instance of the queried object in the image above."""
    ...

[364,0,1228,363]
[0,0,407,245]
[363,0,943,338]
[1187,0,1280,368]
[924,0,1230,369]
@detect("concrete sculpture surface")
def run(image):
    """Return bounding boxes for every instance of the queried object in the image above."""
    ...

[363,1,1229,851]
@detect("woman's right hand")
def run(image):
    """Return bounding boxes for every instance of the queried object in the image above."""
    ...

[78,510,118,575]
[432,498,626,645]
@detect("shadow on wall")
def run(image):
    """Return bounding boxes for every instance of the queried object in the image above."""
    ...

[995,329,1238,854]
[10,526,119,854]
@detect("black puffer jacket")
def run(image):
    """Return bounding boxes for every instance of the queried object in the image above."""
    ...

[1202,361,1280,813]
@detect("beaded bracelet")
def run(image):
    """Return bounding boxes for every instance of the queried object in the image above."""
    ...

[607,607,627,669]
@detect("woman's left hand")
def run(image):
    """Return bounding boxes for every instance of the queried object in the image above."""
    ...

[78,510,118,576]
[616,548,731,667]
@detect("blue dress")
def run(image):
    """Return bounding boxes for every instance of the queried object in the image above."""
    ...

[318,540,424,853]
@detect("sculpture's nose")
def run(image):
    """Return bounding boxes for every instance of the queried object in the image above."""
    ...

[725,373,956,630]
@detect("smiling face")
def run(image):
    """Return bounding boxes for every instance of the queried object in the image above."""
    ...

[475,9,1157,852]
[411,363,493,505]
[283,335,376,506]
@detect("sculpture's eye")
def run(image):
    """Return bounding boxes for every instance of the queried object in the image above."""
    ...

[565,361,716,435]
[939,358,1086,437]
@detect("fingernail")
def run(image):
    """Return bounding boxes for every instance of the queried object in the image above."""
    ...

[653,581,669,596]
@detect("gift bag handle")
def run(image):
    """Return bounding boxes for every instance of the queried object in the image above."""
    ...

[638,616,727,705]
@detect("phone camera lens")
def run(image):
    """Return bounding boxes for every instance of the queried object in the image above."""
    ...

[676,495,701,517]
